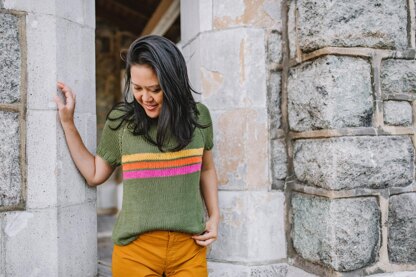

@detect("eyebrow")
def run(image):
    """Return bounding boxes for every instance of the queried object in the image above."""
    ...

[130,81,160,88]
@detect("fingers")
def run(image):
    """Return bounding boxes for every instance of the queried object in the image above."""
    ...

[192,232,213,241]
[56,81,76,107]
[194,238,215,247]
[192,230,217,247]
[54,95,64,110]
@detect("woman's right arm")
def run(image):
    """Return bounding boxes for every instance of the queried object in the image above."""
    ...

[55,82,115,187]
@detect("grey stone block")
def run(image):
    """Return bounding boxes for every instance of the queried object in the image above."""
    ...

[58,201,97,276]
[0,13,21,104]
[208,263,298,277]
[294,136,414,190]
[209,191,286,262]
[296,0,408,52]
[288,56,372,131]
[0,111,20,207]
[267,31,282,64]
[250,264,287,277]
[292,193,380,271]
[369,271,416,277]
[271,139,287,186]
[268,72,281,132]
[384,101,412,126]
[381,59,416,97]
[198,27,267,109]
[4,210,58,276]
[388,193,416,264]
[0,214,3,274]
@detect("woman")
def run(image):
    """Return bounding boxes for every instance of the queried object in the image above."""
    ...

[54,35,219,276]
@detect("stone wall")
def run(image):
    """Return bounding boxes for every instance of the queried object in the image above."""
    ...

[285,0,416,276]
[182,0,416,276]
[0,1,97,276]
[181,1,319,276]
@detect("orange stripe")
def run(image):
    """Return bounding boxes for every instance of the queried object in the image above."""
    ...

[123,156,203,171]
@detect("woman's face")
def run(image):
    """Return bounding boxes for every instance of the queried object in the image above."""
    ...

[130,64,164,118]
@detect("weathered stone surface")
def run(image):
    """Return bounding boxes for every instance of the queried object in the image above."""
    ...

[384,101,412,126]
[288,0,297,59]
[181,0,213,43]
[27,14,95,113]
[267,31,282,64]
[268,71,281,132]
[288,56,372,131]
[271,139,287,186]
[208,263,299,277]
[295,0,408,52]
[3,0,95,28]
[370,271,416,277]
[294,136,414,190]
[26,110,58,209]
[292,193,380,271]
[213,0,282,31]
[197,28,267,109]
[0,111,20,207]
[0,13,21,104]
[208,262,250,277]
[381,59,416,97]
[4,210,58,276]
[58,202,97,275]
[250,264,287,277]
[212,109,269,190]
[209,191,286,262]
[388,193,416,264]
[0,214,3,274]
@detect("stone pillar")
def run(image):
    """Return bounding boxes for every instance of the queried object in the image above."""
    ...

[0,1,97,276]
[286,0,416,276]
[181,0,293,275]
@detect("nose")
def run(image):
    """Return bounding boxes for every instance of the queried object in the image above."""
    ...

[142,90,153,102]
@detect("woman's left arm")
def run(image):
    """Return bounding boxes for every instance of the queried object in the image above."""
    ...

[192,150,220,246]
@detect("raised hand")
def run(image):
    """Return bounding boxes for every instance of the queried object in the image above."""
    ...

[54,82,76,124]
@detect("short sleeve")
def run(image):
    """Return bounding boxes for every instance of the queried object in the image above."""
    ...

[96,109,125,167]
[196,103,214,150]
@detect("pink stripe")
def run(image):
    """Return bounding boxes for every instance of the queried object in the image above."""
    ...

[123,163,202,179]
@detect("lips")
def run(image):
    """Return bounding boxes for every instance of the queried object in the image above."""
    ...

[144,104,158,111]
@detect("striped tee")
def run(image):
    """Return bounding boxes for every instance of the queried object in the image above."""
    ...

[97,103,213,246]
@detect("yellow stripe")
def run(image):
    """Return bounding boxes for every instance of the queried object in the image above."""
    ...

[122,148,204,163]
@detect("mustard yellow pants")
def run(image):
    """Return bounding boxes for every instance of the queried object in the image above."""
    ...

[112,231,208,277]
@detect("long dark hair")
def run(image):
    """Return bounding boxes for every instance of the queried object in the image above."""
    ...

[107,35,206,152]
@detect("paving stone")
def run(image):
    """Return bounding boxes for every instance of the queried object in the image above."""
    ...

[288,55,372,131]
[292,193,380,271]
[294,136,414,190]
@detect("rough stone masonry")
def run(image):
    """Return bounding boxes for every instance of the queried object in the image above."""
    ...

[286,0,416,276]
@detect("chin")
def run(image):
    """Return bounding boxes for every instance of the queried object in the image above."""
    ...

[145,111,160,118]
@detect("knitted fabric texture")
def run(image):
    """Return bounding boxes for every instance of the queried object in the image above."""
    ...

[97,103,213,246]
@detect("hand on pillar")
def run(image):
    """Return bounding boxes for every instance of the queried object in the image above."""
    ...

[54,81,76,125]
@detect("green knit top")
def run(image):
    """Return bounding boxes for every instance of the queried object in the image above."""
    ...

[96,103,213,246]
